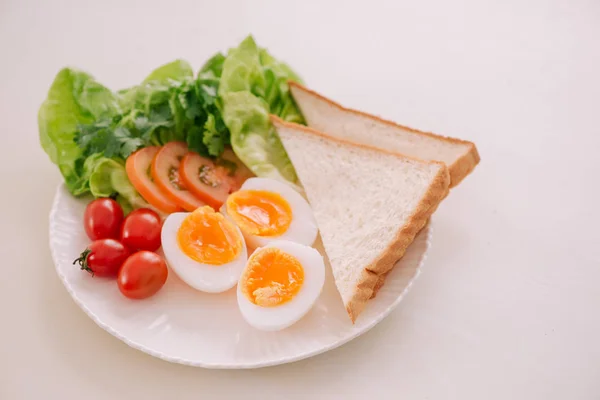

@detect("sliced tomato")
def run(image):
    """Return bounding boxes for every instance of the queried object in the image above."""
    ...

[179,147,254,210]
[151,142,205,212]
[126,147,182,214]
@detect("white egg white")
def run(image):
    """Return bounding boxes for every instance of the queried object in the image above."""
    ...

[221,177,318,249]
[237,240,325,331]
[161,212,247,293]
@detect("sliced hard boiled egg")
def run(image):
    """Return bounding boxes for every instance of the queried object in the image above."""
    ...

[161,206,247,293]
[222,177,318,249]
[237,240,325,331]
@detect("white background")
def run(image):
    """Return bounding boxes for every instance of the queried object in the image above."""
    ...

[1,0,599,398]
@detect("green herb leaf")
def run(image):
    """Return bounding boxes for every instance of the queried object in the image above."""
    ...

[202,114,226,156]
[120,137,144,158]
[186,125,208,156]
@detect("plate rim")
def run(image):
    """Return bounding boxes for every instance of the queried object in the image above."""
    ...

[49,183,432,369]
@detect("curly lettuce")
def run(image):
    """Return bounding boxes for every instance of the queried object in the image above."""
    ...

[218,35,304,183]
[85,155,153,214]
[38,68,121,194]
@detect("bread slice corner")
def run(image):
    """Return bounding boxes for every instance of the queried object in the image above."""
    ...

[271,115,450,322]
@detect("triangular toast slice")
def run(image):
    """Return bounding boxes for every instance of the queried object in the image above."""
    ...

[271,116,450,322]
[289,82,479,187]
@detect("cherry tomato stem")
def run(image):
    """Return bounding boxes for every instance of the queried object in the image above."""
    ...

[73,239,130,278]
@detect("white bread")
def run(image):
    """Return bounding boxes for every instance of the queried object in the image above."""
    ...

[289,82,479,187]
[271,116,450,322]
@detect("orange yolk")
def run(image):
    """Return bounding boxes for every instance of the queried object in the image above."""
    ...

[177,206,242,265]
[240,248,304,307]
[226,190,292,237]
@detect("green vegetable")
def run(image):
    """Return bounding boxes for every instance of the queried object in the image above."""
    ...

[38,68,120,194]
[218,35,304,183]
[118,59,194,110]
[221,92,297,182]
[38,36,306,210]
[75,61,227,160]
[198,53,226,83]
[143,59,194,84]
[85,155,152,214]
[258,49,304,123]
[39,60,231,203]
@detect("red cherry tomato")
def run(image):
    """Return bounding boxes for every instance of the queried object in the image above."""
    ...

[120,208,162,251]
[83,198,124,240]
[73,239,130,278]
[118,251,168,299]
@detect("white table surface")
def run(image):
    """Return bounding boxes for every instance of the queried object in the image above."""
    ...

[2,0,599,398]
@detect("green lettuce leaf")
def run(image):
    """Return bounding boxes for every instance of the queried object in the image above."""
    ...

[219,37,266,95]
[221,91,297,182]
[143,59,193,84]
[38,68,120,195]
[119,59,194,111]
[258,49,304,123]
[198,53,226,83]
[85,155,154,214]
[218,35,304,183]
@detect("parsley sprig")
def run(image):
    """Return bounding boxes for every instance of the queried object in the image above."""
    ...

[75,55,229,160]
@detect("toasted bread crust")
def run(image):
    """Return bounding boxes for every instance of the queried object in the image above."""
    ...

[371,272,388,298]
[345,166,450,322]
[447,142,480,187]
[289,81,480,188]
[271,115,451,322]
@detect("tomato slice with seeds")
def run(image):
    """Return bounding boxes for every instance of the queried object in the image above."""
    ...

[179,148,254,210]
[126,147,182,214]
[151,142,205,212]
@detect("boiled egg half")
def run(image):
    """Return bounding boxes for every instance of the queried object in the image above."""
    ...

[237,240,325,331]
[162,206,247,293]
[222,177,318,249]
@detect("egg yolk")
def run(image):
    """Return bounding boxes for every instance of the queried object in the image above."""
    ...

[240,248,304,307]
[226,190,292,237]
[177,206,242,265]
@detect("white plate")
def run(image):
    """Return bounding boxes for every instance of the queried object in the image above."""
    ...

[49,184,432,369]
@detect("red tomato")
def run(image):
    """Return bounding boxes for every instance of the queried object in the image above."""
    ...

[120,208,162,251]
[118,251,168,299]
[179,148,253,209]
[126,147,182,213]
[73,239,130,277]
[83,198,124,240]
[151,142,205,211]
